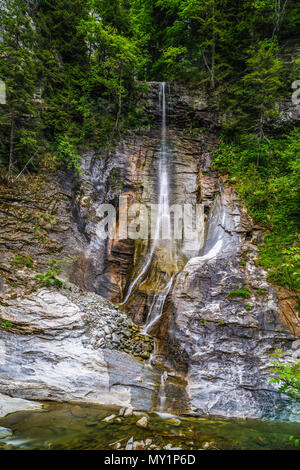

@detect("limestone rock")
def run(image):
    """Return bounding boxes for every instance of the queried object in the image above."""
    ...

[0,427,12,439]
[102,414,116,423]
[136,416,149,428]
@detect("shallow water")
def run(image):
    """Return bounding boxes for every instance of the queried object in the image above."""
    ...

[0,402,299,450]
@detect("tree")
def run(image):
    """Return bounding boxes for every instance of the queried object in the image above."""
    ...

[242,40,283,166]
[0,0,41,180]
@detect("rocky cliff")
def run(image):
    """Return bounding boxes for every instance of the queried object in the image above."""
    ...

[0,82,299,421]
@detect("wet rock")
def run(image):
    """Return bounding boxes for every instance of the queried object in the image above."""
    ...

[103,414,116,423]
[0,427,12,438]
[125,436,134,450]
[124,406,133,418]
[0,393,42,418]
[136,416,149,428]
[166,418,181,427]
[71,406,87,418]
[169,182,299,421]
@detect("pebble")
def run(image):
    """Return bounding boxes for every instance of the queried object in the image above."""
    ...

[65,290,154,361]
[133,441,145,450]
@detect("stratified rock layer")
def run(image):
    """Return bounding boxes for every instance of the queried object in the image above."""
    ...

[0,82,299,421]
[0,288,187,412]
[167,182,300,421]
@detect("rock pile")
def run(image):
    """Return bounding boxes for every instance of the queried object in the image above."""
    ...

[62,289,155,360]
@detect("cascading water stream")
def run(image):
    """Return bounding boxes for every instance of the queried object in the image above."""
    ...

[144,276,174,335]
[159,371,169,412]
[120,83,186,413]
[120,82,172,309]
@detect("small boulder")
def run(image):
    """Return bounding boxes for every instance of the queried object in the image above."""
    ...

[124,406,133,418]
[136,416,149,428]
[125,436,134,450]
[71,406,86,418]
[102,414,116,423]
[0,427,12,439]
[166,418,181,427]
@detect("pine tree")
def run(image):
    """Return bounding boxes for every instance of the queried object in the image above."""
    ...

[242,40,284,166]
[0,0,41,180]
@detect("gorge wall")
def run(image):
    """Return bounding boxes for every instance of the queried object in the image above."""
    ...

[0,82,299,421]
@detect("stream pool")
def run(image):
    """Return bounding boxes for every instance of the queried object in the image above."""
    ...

[0,402,299,450]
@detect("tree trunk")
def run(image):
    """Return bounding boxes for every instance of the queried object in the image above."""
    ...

[114,65,123,132]
[257,111,264,167]
[8,111,15,182]
[211,0,216,89]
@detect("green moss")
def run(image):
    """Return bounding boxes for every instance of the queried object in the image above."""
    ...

[245,304,253,311]
[228,287,251,299]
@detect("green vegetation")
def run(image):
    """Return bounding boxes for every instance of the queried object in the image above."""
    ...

[269,350,300,401]
[228,287,251,299]
[268,349,300,446]
[0,1,299,301]
[0,0,299,181]
[12,254,34,269]
[35,259,69,288]
[213,129,300,295]
[245,304,253,311]
[0,320,13,329]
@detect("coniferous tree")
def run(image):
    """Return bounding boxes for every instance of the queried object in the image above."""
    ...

[0,0,41,180]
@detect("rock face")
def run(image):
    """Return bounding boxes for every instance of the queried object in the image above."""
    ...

[0,393,42,418]
[0,82,299,422]
[0,287,187,412]
[164,181,300,421]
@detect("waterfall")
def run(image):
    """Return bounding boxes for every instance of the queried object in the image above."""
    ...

[159,371,168,412]
[144,276,174,335]
[120,82,172,306]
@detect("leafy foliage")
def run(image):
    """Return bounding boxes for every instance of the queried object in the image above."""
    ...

[212,128,300,293]
[269,350,300,401]
[35,259,68,289]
